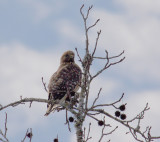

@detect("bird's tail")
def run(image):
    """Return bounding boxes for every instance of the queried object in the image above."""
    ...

[44,93,68,116]
[44,104,59,116]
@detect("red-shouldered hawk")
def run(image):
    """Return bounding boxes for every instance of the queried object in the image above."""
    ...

[45,51,82,116]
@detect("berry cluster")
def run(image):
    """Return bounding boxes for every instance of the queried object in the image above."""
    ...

[115,104,127,120]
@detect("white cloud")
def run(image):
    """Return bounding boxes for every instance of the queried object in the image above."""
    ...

[89,8,160,83]
[0,42,61,136]
[54,19,84,44]
[116,0,160,15]
[18,0,53,21]
[88,77,121,102]
[32,1,52,21]
[15,0,65,22]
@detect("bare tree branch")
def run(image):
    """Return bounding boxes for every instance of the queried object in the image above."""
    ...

[91,54,125,81]
[90,104,160,142]
[91,30,101,59]
[75,48,83,64]
[87,19,100,32]
[0,113,9,142]
[98,117,118,142]
[91,88,102,108]
[99,126,118,142]
[126,103,150,123]
[80,4,89,54]
[83,123,92,142]
[41,77,48,93]
[87,114,111,128]
[21,128,33,142]
[91,93,124,109]
[4,113,7,137]
[65,109,71,132]
[93,50,125,60]
[0,98,49,111]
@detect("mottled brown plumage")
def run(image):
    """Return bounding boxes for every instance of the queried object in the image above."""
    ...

[45,51,82,116]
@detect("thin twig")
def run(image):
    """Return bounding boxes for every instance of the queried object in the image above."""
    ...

[98,117,118,142]
[91,88,102,108]
[93,50,125,60]
[91,93,124,109]
[87,19,100,32]
[0,113,9,142]
[75,48,83,64]
[128,125,143,142]
[126,103,150,123]
[65,109,71,132]
[85,123,92,142]
[41,77,48,93]
[91,56,125,81]
[21,128,33,142]
[21,129,28,142]
[86,5,93,20]
[87,114,111,127]
[80,4,89,53]
[80,4,85,20]
[91,30,101,59]
[99,126,118,142]
[4,113,7,137]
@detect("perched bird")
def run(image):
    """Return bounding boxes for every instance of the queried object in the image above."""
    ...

[45,51,82,116]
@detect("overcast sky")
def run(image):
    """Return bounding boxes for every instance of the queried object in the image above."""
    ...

[0,0,160,142]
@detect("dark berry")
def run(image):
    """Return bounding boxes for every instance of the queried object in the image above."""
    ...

[27,132,32,138]
[119,105,126,111]
[120,114,127,120]
[98,121,104,126]
[54,138,58,142]
[69,117,74,122]
[115,111,121,117]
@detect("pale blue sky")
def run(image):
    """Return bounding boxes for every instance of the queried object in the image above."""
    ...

[0,0,160,142]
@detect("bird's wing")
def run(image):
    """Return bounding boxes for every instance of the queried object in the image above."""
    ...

[45,63,81,116]
[48,63,81,97]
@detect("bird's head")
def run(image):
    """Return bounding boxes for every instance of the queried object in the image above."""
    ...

[60,51,75,64]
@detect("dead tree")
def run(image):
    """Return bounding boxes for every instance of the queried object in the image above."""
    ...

[0,5,160,142]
